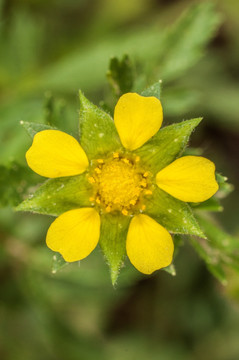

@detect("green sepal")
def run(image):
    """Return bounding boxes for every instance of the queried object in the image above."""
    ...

[163,264,176,276]
[146,187,205,238]
[107,55,134,97]
[21,121,57,138]
[79,91,121,159]
[216,173,234,198]
[16,174,92,216]
[52,253,68,274]
[141,80,162,100]
[136,118,202,174]
[99,213,130,286]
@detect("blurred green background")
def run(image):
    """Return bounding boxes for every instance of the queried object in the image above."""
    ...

[1,0,239,359]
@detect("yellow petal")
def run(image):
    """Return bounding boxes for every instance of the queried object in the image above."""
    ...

[156,156,219,202]
[26,130,89,178]
[46,208,100,262]
[114,93,163,150]
[126,214,174,274]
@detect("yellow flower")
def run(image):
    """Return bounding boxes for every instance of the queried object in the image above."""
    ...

[25,93,218,275]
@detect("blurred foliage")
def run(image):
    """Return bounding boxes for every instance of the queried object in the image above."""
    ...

[1,0,239,359]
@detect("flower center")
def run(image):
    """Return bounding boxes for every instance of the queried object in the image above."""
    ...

[88,153,152,215]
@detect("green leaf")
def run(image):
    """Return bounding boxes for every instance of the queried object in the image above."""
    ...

[52,253,68,274]
[196,214,239,252]
[43,91,66,128]
[141,80,162,100]
[146,187,205,238]
[189,214,239,284]
[163,87,200,117]
[99,213,130,286]
[16,174,92,216]
[79,91,121,159]
[191,197,223,212]
[157,2,222,81]
[107,55,134,97]
[21,121,57,138]
[136,118,202,173]
[0,162,39,207]
[189,236,227,285]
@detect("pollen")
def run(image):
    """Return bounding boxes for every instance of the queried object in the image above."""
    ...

[96,197,101,204]
[90,156,152,214]
[113,152,119,159]
[88,177,95,184]
[94,167,101,174]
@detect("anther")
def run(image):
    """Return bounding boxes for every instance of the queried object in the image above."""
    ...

[96,197,101,204]
[123,158,130,164]
[129,199,136,206]
[106,206,111,212]
[122,209,128,216]
[143,172,149,178]
[141,205,146,211]
[97,159,104,164]
[113,152,119,159]
[144,189,152,195]
[89,196,95,202]
[140,180,147,188]
[88,177,95,183]
[135,156,140,162]
[95,167,101,174]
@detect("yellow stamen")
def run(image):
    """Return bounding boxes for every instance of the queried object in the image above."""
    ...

[123,158,130,164]
[135,156,140,162]
[88,177,95,183]
[95,167,101,174]
[140,180,147,188]
[141,205,146,211]
[89,156,152,214]
[97,159,143,209]
[96,197,101,204]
